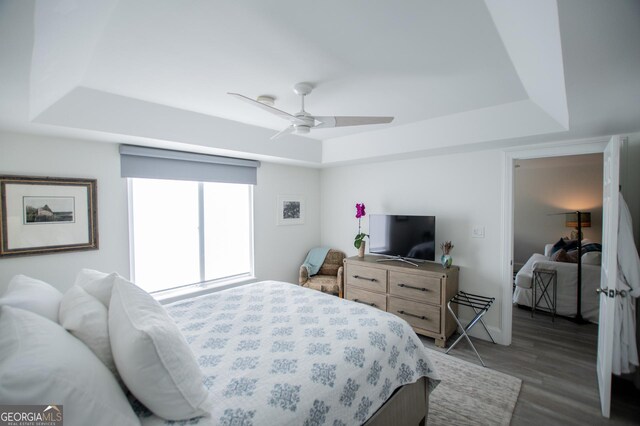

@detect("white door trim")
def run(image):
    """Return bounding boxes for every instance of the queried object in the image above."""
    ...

[499,135,609,345]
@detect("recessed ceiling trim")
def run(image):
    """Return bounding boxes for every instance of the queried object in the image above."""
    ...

[484,0,569,129]
[32,87,323,164]
[322,99,566,164]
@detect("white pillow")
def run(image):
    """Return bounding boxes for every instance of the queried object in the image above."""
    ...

[544,243,555,257]
[75,269,117,308]
[0,275,63,322]
[0,306,140,426]
[582,251,602,265]
[109,276,211,420]
[59,285,119,380]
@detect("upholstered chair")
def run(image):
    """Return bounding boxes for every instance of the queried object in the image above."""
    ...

[299,249,346,297]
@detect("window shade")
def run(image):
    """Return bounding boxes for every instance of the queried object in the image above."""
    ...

[119,145,260,185]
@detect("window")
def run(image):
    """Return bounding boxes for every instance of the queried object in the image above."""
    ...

[129,178,253,293]
[120,144,259,294]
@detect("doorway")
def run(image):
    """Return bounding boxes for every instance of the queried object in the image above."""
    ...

[499,137,609,346]
[500,136,640,421]
[512,153,603,322]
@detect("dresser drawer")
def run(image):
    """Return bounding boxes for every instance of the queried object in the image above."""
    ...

[389,271,441,304]
[345,286,387,311]
[388,296,440,334]
[346,264,387,292]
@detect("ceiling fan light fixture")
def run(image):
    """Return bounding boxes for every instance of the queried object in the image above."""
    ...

[293,125,310,135]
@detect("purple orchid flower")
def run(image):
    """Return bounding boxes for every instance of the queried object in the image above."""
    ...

[354,203,368,249]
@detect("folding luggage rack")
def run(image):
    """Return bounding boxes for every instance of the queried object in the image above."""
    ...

[445,291,496,367]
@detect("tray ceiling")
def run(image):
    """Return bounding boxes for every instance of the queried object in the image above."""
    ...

[1,0,639,165]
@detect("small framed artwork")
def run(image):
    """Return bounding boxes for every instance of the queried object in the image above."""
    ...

[277,194,305,226]
[0,175,99,257]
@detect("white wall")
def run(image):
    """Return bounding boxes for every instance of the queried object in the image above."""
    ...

[621,133,640,388]
[320,150,505,340]
[0,132,321,293]
[622,133,640,248]
[513,154,603,266]
[253,162,321,284]
[0,132,130,291]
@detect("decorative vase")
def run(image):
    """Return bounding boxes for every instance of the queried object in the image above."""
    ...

[358,241,366,258]
[440,254,452,269]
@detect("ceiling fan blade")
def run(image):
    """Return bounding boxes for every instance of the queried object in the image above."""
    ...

[314,116,394,129]
[270,125,295,140]
[228,93,306,125]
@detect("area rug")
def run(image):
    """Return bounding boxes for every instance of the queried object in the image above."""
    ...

[426,348,522,426]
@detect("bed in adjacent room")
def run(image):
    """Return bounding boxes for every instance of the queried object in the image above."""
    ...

[513,242,602,322]
[134,280,440,425]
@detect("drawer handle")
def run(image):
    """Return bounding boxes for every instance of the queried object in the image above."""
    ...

[397,310,427,320]
[398,283,428,292]
[354,298,377,307]
[353,275,377,282]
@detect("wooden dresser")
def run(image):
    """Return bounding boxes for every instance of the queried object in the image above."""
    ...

[343,255,459,347]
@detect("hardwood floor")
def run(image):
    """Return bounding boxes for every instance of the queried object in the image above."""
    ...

[421,306,640,425]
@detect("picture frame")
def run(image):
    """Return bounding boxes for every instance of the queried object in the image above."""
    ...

[0,175,99,257]
[277,194,305,226]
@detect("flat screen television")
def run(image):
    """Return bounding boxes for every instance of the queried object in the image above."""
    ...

[369,214,436,261]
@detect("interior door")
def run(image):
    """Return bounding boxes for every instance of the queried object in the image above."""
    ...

[596,135,621,418]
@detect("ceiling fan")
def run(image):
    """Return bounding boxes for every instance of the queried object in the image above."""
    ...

[228,83,394,140]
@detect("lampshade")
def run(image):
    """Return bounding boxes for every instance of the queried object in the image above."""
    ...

[565,212,591,228]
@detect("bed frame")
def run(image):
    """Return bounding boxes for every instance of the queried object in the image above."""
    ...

[363,377,429,426]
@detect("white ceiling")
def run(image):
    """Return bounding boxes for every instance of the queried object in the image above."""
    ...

[81,0,527,138]
[1,0,639,166]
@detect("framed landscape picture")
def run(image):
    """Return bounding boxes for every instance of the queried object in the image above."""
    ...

[277,194,305,226]
[0,175,98,257]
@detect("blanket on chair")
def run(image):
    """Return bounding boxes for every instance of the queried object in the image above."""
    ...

[302,247,331,276]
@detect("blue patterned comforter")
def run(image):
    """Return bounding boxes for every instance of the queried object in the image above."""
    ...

[136,281,440,425]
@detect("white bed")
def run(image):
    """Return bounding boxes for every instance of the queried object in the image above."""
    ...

[0,274,440,426]
[134,281,440,425]
[513,245,602,323]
